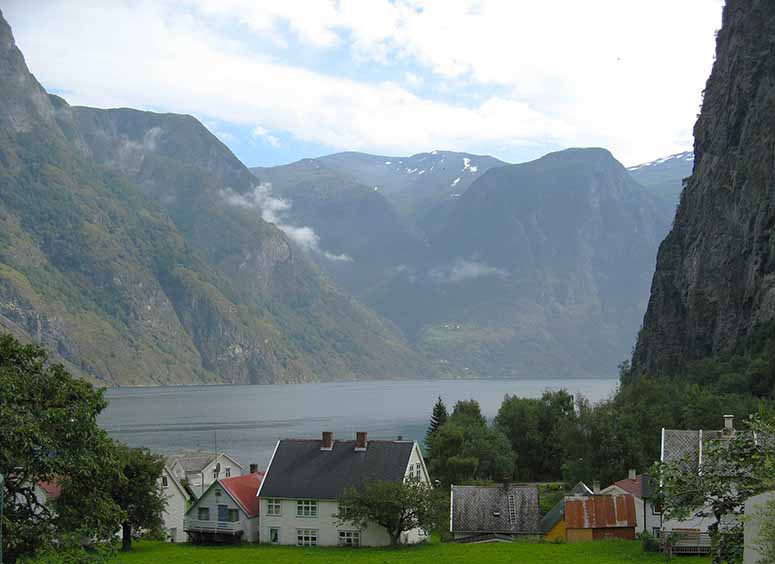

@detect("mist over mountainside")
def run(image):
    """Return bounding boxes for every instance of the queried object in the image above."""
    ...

[627,151,694,207]
[0,10,432,386]
[633,0,775,376]
[254,148,675,379]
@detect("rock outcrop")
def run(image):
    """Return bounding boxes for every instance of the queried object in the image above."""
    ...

[632,0,775,375]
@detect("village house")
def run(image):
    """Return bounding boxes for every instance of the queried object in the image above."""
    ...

[184,468,264,543]
[564,492,637,543]
[167,451,243,497]
[257,431,430,547]
[601,470,661,536]
[159,466,191,543]
[541,481,593,541]
[658,415,742,553]
[449,484,541,543]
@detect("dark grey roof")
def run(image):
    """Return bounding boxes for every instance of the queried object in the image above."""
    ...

[259,439,416,500]
[451,485,541,535]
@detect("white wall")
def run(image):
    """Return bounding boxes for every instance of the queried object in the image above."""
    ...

[662,505,717,534]
[184,454,244,497]
[187,482,257,542]
[744,491,775,564]
[160,469,188,543]
[258,441,430,547]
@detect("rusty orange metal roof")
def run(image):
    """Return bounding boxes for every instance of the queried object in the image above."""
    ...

[564,494,636,529]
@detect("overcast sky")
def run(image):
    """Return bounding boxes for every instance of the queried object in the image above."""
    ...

[4,0,723,167]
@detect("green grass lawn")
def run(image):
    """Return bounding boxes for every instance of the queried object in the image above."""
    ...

[112,540,711,564]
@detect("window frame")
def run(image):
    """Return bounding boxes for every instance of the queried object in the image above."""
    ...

[296,528,318,546]
[225,467,231,477]
[269,527,280,544]
[338,530,361,547]
[197,507,210,521]
[161,475,168,488]
[266,498,281,516]
[296,499,318,518]
[228,508,239,522]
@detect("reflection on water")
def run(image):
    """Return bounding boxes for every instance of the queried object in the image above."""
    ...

[99,378,617,469]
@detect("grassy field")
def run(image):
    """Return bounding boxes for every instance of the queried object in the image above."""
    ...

[112,540,711,564]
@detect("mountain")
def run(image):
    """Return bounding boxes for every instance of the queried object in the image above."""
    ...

[0,10,431,386]
[627,151,694,206]
[316,150,507,232]
[255,146,674,378]
[373,148,672,378]
[251,159,428,295]
[632,0,775,375]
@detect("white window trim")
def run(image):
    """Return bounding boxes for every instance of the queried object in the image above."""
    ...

[338,530,361,547]
[266,498,282,516]
[269,527,280,544]
[296,528,318,546]
[296,499,318,518]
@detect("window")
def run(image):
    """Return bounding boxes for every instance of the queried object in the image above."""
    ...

[269,528,280,544]
[228,508,239,522]
[652,503,662,515]
[338,530,360,547]
[267,499,281,516]
[225,467,231,477]
[218,504,229,522]
[653,527,661,537]
[215,488,222,497]
[161,475,168,488]
[296,528,318,546]
[198,507,210,521]
[213,469,219,480]
[297,499,318,517]
[339,502,352,519]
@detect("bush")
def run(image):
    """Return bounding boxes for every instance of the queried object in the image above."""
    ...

[637,531,660,553]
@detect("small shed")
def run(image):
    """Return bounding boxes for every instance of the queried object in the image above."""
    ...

[541,481,593,541]
[564,494,637,543]
[450,484,541,543]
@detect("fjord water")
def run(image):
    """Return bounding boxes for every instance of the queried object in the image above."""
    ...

[99,378,617,469]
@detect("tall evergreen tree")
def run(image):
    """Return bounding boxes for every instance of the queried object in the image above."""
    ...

[425,396,449,446]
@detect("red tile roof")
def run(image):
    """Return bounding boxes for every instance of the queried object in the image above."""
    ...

[565,494,636,529]
[614,475,645,498]
[219,472,264,518]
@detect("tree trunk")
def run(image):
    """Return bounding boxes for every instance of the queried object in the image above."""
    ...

[390,529,402,546]
[122,522,132,552]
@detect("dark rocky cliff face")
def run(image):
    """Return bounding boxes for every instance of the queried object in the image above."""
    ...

[632,0,775,375]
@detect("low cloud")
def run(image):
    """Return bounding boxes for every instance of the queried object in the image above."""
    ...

[430,259,508,284]
[221,183,353,262]
[252,125,281,147]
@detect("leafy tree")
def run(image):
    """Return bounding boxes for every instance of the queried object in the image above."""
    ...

[112,446,166,551]
[336,478,445,545]
[450,399,486,427]
[654,414,775,564]
[425,396,448,447]
[752,497,775,564]
[0,334,122,562]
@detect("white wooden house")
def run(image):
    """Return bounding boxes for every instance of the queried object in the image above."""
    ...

[159,466,191,543]
[257,432,430,547]
[184,471,264,543]
[167,451,243,497]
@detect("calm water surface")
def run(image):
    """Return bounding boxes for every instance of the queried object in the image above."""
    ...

[99,378,617,470]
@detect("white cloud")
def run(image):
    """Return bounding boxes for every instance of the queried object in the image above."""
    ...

[3,0,723,165]
[252,125,281,147]
[430,259,508,284]
[221,184,353,262]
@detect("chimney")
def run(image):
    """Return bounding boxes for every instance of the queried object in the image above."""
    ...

[592,481,601,494]
[723,414,734,433]
[249,463,258,474]
[397,435,403,441]
[321,431,334,451]
[628,468,637,481]
[355,431,368,451]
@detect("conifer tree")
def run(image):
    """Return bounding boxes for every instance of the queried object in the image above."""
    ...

[425,396,449,446]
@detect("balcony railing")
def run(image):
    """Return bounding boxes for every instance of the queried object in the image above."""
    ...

[659,530,712,555]
[183,518,242,536]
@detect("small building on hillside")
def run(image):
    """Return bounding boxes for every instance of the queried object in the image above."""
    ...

[160,466,192,543]
[450,484,541,543]
[564,493,637,543]
[257,431,430,547]
[541,481,593,541]
[167,451,244,497]
[601,470,660,535]
[184,471,264,543]
[743,490,775,564]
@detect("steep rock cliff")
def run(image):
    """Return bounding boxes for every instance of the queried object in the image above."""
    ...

[632,0,775,374]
